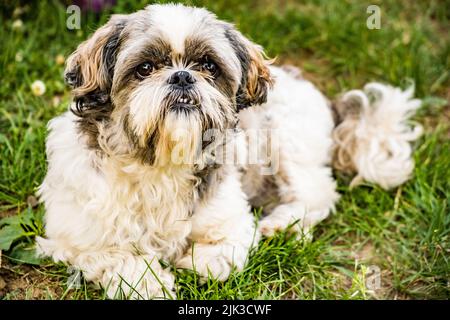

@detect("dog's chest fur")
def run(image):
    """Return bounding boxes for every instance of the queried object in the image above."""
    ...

[41,113,200,261]
[101,160,197,259]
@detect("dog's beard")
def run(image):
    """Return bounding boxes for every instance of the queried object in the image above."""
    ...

[155,111,203,166]
[126,79,235,166]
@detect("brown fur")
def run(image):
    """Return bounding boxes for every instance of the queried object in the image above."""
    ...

[331,99,362,174]
[224,26,274,110]
[245,43,275,106]
[65,15,128,97]
[64,15,128,149]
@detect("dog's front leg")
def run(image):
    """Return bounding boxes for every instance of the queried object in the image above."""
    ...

[176,170,259,281]
[38,238,175,299]
[76,249,175,299]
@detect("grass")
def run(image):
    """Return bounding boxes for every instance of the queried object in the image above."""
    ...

[0,0,449,299]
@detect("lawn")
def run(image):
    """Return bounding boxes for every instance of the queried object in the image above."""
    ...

[0,0,448,299]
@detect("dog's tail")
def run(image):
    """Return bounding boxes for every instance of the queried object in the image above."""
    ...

[331,82,423,190]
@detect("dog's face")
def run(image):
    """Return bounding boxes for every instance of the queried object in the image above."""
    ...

[65,4,272,166]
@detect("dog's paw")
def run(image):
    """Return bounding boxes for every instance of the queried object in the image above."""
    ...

[258,215,285,237]
[103,257,176,300]
[259,216,313,240]
[258,205,297,237]
[259,204,324,240]
[176,243,246,282]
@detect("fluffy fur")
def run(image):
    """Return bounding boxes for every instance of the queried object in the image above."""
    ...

[332,83,423,189]
[36,4,422,299]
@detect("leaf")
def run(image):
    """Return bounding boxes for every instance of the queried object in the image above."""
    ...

[19,208,34,226]
[0,214,21,227]
[0,224,24,250]
[7,242,45,265]
[0,207,43,234]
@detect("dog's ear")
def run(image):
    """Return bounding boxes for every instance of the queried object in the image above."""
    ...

[64,15,128,114]
[225,26,274,110]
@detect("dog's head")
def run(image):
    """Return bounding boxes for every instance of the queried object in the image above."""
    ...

[65,4,273,166]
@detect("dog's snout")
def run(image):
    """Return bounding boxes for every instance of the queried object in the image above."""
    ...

[168,71,195,89]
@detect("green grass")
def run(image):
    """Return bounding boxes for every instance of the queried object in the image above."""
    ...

[0,0,449,299]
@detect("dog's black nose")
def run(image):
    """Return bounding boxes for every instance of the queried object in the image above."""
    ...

[168,71,195,89]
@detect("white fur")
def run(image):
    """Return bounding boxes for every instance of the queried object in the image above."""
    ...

[176,167,258,281]
[239,66,340,237]
[337,83,423,189]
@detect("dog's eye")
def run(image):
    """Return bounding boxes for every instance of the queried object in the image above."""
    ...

[202,60,218,76]
[135,62,154,79]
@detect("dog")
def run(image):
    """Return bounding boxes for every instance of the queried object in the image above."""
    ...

[36,4,423,299]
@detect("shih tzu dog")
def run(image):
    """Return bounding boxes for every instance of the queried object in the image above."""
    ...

[37,4,422,299]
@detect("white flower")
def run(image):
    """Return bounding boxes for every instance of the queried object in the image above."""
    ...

[15,52,23,62]
[12,19,23,30]
[31,80,46,96]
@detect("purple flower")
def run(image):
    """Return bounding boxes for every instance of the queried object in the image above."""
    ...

[72,0,116,13]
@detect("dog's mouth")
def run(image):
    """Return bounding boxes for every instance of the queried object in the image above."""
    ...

[171,97,197,111]
[168,91,200,112]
